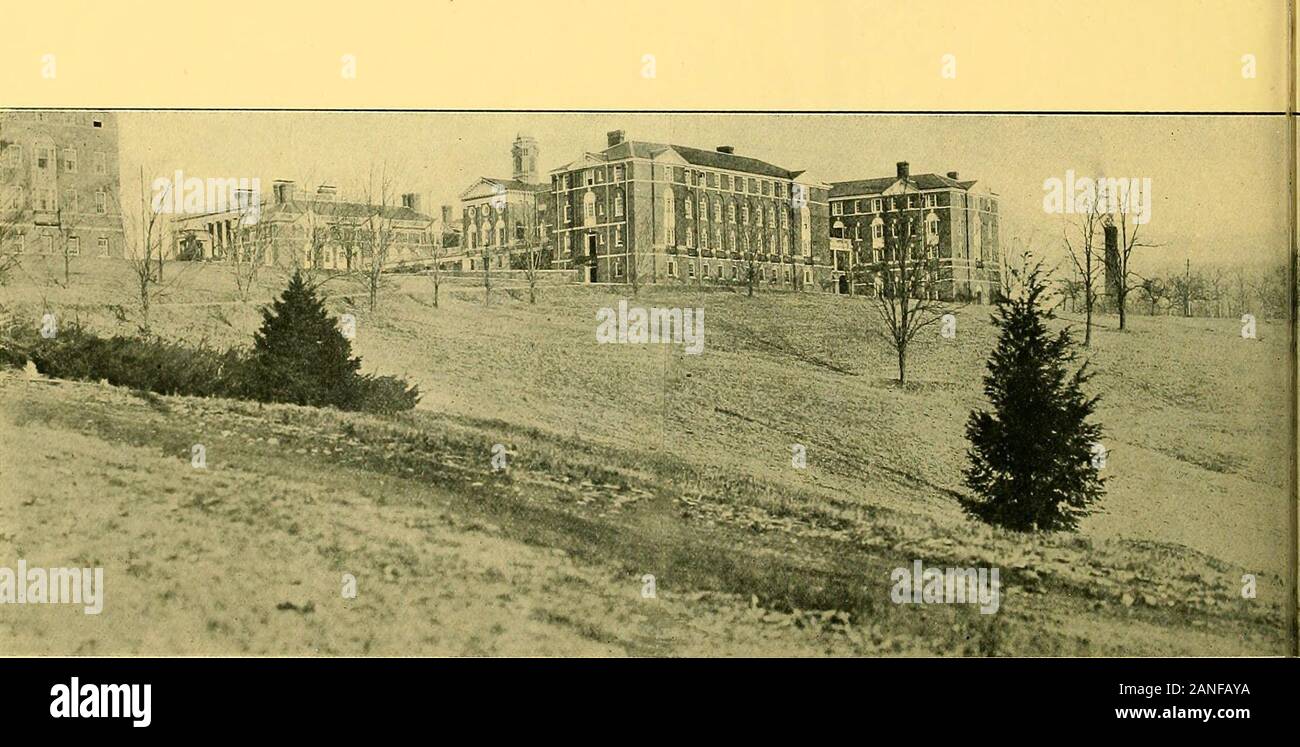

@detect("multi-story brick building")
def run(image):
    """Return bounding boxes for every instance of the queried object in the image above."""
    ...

[828,162,1000,301]
[172,179,435,271]
[549,130,833,290]
[0,110,126,259]
[459,134,552,272]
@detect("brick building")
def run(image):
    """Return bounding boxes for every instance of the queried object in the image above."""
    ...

[0,110,126,259]
[828,162,1000,301]
[549,130,833,290]
[459,134,552,272]
[172,179,435,271]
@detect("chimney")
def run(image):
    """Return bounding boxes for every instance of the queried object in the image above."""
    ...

[606,130,625,148]
[316,183,337,201]
[1103,224,1120,297]
[272,179,295,204]
[896,162,909,179]
[716,145,735,155]
[401,193,421,213]
[946,171,959,180]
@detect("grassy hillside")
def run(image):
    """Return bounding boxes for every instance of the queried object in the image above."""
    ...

[0,258,1291,655]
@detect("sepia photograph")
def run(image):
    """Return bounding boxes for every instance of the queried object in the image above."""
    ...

[0,110,1291,660]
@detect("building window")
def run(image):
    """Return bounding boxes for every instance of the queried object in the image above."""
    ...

[64,149,77,173]
[94,189,106,214]
[584,170,595,187]
[712,199,721,222]
[614,190,624,217]
[688,262,696,279]
[715,264,722,280]
[799,206,812,257]
[727,203,736,223]
[563,203,572,224]
[731,266,738,280]
[583,192,596,226]
[721,174,730,190]
[832,201,843,216]
[684,198,693,219]
[38,189,54,211]
[686,225,695,248]
[97,236,109,256]
[614,260,623,278]
[67,237,80,256]
[698,197,706,220]
[6,145,20,168]
[924,194,938,208]
[872,198,882,212]
[803,269,812,285]
[615,226,624,247]
[668,260,677,278]
[64,189,77,214]
[702,263,710,278]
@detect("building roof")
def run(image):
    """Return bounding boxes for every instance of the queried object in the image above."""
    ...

[481,177,549,193]
[598,140,803,180]
[829,172,972,198]
[275,199,431,222]
[176,198,431,224]
[459,177,549,201]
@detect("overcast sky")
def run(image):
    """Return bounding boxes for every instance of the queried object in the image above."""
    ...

[118,112,1289,273]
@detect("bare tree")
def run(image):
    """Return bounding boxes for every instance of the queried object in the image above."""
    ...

[0,199,22,287]
[357,167,397,313]
[428,234,444,309]
[228,201,274,303]
[1250,263,1288,321]
[481,247,492,306]
[1062,189,1105,346]
[1106,180,1156,331]
[1135,275,1169,316]
[1205,268,1227,318]
[871,187,949,385]
[51,205,79,288]
[122,176,170,333]
[1057,276,1083,313]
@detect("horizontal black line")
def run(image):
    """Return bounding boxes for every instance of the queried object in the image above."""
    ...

[1,106,1292,116]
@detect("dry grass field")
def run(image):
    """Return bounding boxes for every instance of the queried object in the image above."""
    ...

[0,258,1291,655]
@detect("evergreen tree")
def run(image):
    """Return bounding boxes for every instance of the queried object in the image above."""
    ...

[962,258,1105,531]
[246,270,361,409]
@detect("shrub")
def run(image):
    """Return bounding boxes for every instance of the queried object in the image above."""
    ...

[961,257,1105,532]
[0,271,419,415]
[244,270,364,409]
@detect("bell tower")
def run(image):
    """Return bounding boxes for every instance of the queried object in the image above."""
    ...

[511,134,538,184]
